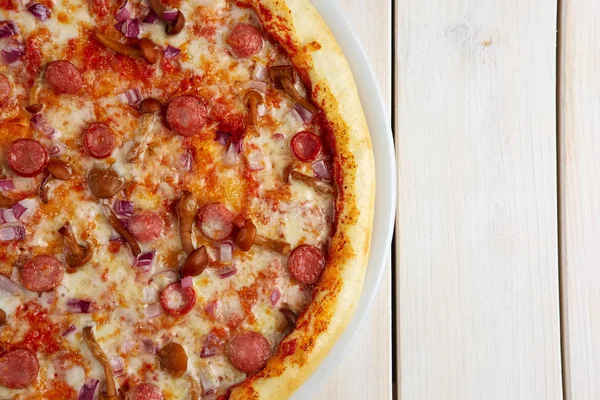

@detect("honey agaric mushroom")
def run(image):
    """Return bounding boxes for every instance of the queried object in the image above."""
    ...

[235,218,291,254]
[82,327,119,400]
[39,174,53,204]
[58,222,92,272]
[269,65,316,113]
[138,38,160,64]
[181,245,209,277]
[100,199,141,256]
[148,0,185,35]
[88,166,124,199]
[94,33,159,64]
[138,98,162,114]
[290,170,335,195]
[243,90,263,126]
[177,191,198,255]
[47,159,72,180]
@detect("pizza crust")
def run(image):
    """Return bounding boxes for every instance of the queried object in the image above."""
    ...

[230,0,376,398]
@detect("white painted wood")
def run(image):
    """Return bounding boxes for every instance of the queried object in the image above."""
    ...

[315,0,392,399]
[395,1,562,399]
[559,1,600,398]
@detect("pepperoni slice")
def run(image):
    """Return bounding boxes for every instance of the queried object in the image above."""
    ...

[290,131,322,163]
[198,203,234,241]
[0,349,39,389]
[166,96,208,137]
[20,255,64,292]
[227,24,263,58]
[44,60,83,95]
[227,331,271,374]
[287,245,326,285]
[160,282,196,317]
[7,139,48,177]
[0,73,11,105]
[83,122,116,159]
[131,383,164,400]
[128,211,164,243]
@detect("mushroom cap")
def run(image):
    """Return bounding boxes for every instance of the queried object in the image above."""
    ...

[243,89,264,105]
[268,65,296,89]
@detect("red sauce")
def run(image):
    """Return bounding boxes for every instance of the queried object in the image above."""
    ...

[43,379,77,399]
[0,0,17,10]
[14,301,62,354]
[238,285,258,324]
[24,34,45,85]
[281,339,297,357]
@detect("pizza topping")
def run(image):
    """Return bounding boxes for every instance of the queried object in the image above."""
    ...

[290,170,335,195]
[177,191,198,254]
[58,222,93,272]
[0,73,10,105]
[287,245,326,285]
[0,349,39,389]
[82,327,118,400]
[31,113,61,139]
[0,21,19,37]
[0,225,25,241]
[139,97,162,113]
[227,23,263,58]
[311,159,330,180]
[158,342,188,377]
[94,33,158,64]
[165,10,185,35]
[166,95,208,136]
[83,122,116,159]
[279,307,297,326]
[0,308,5,325]
[234,218,256,252]
[131,383,164,400]
[27,2,51,21]
[47,158,73,180]
[181,245,209,277]
[45,61,82,94]
[20,254,64,292]
[139,38,159,64]
[25,103,43,114]
[7,139,48,177]
[164,45,180,59]
[243,90,263,127]
[293,103,315,124]
[290,131,322,162]
[254,235,291,255]
[101,200,142,256]
[269,65,317,113]
[201,331,225,358]
[160,282,196,317]
[128,211,164,242]
[199,203,234,241]
[227,331,271,374]
[0,274,20,295]
[127,113,156,162]
[78,378,100,400]
[88,166,124,198]
[2,42,25,64]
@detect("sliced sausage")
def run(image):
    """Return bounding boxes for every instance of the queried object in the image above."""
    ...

[83,122,116,159]
[166,96,208,136]
[128,211,164,243]
[7,139,48,177]
[198,203,234,241]
[227,331,271,374]
[20,254,64,292]
[0,73,11,105]
[227,24,263,58]
[290,131,322,163]
[0,349,39,389]
[287,244,326,285]
[160,282,196,317]
[44,60,83,94]
[131,383,164,400]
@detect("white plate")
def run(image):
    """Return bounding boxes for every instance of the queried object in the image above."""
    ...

[291,1,396,398]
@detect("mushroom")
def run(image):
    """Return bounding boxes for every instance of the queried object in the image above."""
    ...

[138,38,160,64]
[235,219,291,254]
[138,98,162,114]
[82,327,119,400]
[47,159,72,180]
[177,191,198,255]
[94,33,158,64]
[158,342,188,377]
[39,174,53,204]
[243,90,263,127]
[269,65,316,113]
[58,222,92,272]
[289,170,335,195]
[181,245,209,277]
[128,112,156,162]
[279,306,297,326]
[148,0,185,35]
[0,193,12,208]
[100,199,141,256]
[88,166,124,199]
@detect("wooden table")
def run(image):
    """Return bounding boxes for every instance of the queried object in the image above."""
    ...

[320,0,600,398]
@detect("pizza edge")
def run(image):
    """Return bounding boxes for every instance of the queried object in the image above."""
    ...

[230,0,376,398]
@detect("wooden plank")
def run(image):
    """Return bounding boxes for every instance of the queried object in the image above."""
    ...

[559,1,600,398]
[315,0,392,398]
[395,1,562,399]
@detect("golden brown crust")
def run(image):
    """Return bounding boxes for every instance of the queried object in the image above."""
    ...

[230,0,376,398]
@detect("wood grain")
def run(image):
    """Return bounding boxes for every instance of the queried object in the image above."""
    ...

[559,0,600,398]
[314,0,392,398]
[395,1,562,399]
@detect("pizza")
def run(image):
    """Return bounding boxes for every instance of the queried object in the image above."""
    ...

[0,0,375,398]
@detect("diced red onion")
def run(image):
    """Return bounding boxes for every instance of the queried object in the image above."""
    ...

[0,226,25,241]
[257,103,267,117]
[252,63,267,81]
[143,9,158,23]
[115,6,130,22]
[204,300,218,317]
[294,103,314,124]
[223,142,238,165]
[199,374,218,396]
[289,107,304,125]
[117,88,142,106]
[0,180,14,191]
[219,242,232,262]
[110,356,125,376]
[311,160,330,180]
[0,208,17,224]
[270,288,281,305]
[77,378,99,400]
[247,80,267,93]
[141,339,157,354]
[31,113,61,139]
[48,143,66,156]
[11,203,26,220]
[181,275,193,288]
[26,2,51,21]
[120,339,137,353]
[218,265,237,279]
[134,251,155,272]
[0,274,21,295]
[0,21,20,38]
[164,45,180,59]
[123,18,140,38]
[200,332,224,358]
[272,133,284,141]
[1,42,25,64]
[14,198,36,221]
[145,302,163,318]
[67,299,92,313]
[114,20,125,33]
[247,150,264,171]
[113,200,133,218]
[214,131,230,146]
[162,9,178,21]
[179,149,192,171]
[62,324,76,336]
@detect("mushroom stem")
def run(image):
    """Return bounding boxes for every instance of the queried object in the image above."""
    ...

[100,199,141,256]
[177,191,198,254]
[58,222,93,272]
[290,170,335,195]
[280,77,317,113]
[82,327,118,399]
[243,90,263,126]
[94,33,142,59]
[254,235,291,255]
[148,0,166,17]
[39,174,53,204]
[0,193,12,208]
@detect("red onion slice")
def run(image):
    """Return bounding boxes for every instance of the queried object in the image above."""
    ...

[141,339,157,354]
[311,160,330,180]
[14,198,37,221]
[49,143,66,156]
[0,226,25,241]
[12,203,26,220]
[0,208,17,224]
[115,6,130,22]
[31,113,61,139]
[77,378,99,400]
[164,45,180,59]
[134,251,155,271]
[1,42,25,63]
[247,150,264,171]
[200,332,224,358]
[0,274,21,295]
[252,63,267,81]
[26,2,51,21]
[179,149,192,171]
[62,324,76,336]
[124,18,140,38]
[0,21,20,38]
[67,299,92,313]
[117,88,142,106]
[293,103,314,124]
[218,265,237,279]
[247,80,267,93]
[0,180,15,191]
[214,131,230,146]
[120,339,137,353]
[181,275,193,289]
[110,356,125,376]
[162,9,178,20]
[143,9,158,23]
[219,242,233,262]
[270,288,281,305]
[145,302,163,318]
[113,200,133,218]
